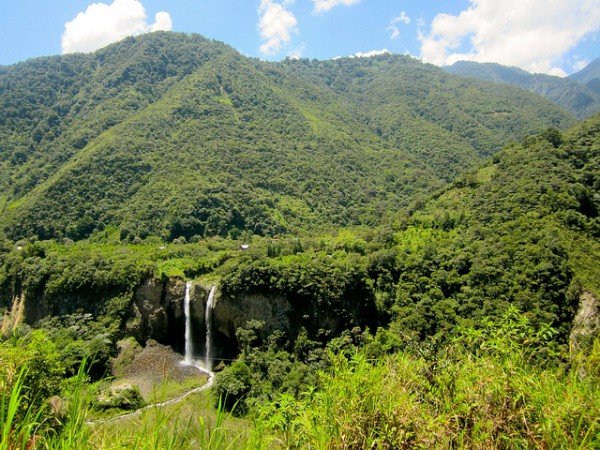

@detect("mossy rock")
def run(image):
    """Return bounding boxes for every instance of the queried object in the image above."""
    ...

[93,385,145,411]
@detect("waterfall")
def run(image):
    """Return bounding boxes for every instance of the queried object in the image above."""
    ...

[204,286,216,371]
[183,281,194,365]
[182,282,216,373]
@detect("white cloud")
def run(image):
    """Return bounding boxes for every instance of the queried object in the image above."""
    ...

[62,0,171,54]
[386,25,400,40]
[419,0,600,76]
[387,11,411,40]
[258,0,298,55]
[312,0,361,14]
[572,57,589,72]
[150,11,172,32]
[392,11,411,25]
[287,44,306,59]
[351,49,390,58]
[388,28,400,40]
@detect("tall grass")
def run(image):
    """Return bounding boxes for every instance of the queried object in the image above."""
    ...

[90,394,248,449]
[1,359,247,449]
[0,369,41,450]
[44,362,92,449]
[196,396,241,449]
[1,359,94,449]
[2,309,598,449]
[251,312,600,449]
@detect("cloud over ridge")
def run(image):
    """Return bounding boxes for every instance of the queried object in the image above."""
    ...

[62,0,172,54]
[419,0,600,76]
[351,49,390,58]
[258,0,298,55]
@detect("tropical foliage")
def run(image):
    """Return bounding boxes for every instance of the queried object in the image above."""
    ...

[0,32,574,241]
[446,60,600,118]
[0,31,598,450]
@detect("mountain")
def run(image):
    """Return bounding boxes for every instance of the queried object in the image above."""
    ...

[282,56,574,159]
[569,57,600,96]
[392,113,600,338]
[1,115,598,449]
[445,60,600,119]
[0,33,598,447]
[215,111,600,446]
[0,32,575,242]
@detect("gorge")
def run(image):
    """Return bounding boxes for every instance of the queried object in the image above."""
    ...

[0,30,598,448]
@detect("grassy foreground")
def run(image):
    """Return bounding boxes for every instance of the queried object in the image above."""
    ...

[2,309,599,449]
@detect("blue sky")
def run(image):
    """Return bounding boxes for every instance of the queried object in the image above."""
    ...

[1,0,598,76]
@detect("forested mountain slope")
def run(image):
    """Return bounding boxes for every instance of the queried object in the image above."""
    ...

[388,114,600,339]
[0,32,575,242]
[570,57,600,96]
[0,78,598,449]
[446,60,600,118]
[283,56,575,160]
[194,117,600,425]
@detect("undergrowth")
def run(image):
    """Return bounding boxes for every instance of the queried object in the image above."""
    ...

[1,308,598,449]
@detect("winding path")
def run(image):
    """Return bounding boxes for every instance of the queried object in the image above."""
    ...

[88,366,215,425]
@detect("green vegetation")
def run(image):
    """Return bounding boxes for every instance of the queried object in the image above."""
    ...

[446,60,600,118]
[0,32,574,242]
[0,116,597,446]
[0,32,598,449]
[569,56,600,96]
[2,309,599,448]
[212,113,600,447]
[89,394,250,449]
[251,310,600,449]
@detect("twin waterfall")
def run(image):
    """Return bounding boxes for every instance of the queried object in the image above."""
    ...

[183,282,194,365]
[183,282,216,372]
[204,286,216,370]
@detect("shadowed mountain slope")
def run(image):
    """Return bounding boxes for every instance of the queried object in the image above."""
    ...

[446,60,600,118]
[569,57,600,96]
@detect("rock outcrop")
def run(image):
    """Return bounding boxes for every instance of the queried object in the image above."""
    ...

[6,273,376,365]
[212,291,292,357]
[570,291,600,352]
[127,278,209,354]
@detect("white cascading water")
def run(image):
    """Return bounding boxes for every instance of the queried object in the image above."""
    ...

[183,281,194,365]
[204,286,216,371]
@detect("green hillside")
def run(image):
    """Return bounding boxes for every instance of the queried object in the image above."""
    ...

[283,55,575,158]
[3,114,598,449]
[0,37,598,447]
[446,60,600,118]
[0,32,575,242]
[201,116,600,444]
[216,114,600,349]
[2,116,597,367]
[390,113,600,338]
[570,57,600,96]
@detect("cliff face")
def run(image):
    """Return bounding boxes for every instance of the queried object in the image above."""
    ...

[126,277,175,345]
[127,279,374,361]
[8,275,598,367]
[126,278,209,355]
[213,292,291,338]
[212,291,292,358]
[12,275,210,355]
[10,274,373,363]
[21,286,110,325]
[570,291,600,352]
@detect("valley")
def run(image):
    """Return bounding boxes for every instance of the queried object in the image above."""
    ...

[0,31,599,449]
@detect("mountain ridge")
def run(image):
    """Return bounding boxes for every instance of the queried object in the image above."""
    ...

[569,56,600,96]
[0,31,576,241]
[445,60,600,118]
